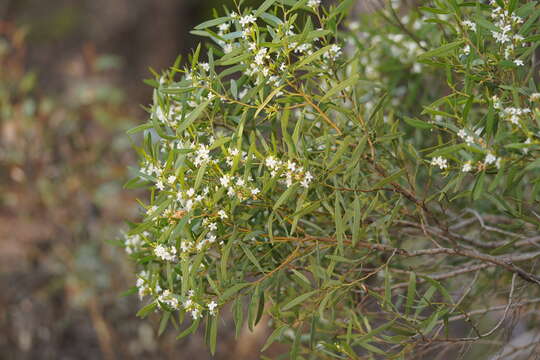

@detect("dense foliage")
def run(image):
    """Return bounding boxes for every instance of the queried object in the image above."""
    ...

[124,0,540,358]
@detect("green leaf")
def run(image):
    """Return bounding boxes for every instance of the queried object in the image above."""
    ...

[209,315,218,355]
[194,16,230,30]
[372,168,405,188]
[273,183,300,211]
[255,0,278,17]
[177,99,211,132]
[404,116,433,130]
[127,123,153,135]
[158,312,171,336]
[472,171,485,201]
[282,290,318,311]
[406,272,416,316]
[241,243,265,274]
[136,302,157,318]
[261,325,287,352]
[177,318,201,339]
[220,282,251,302]
[320,74,360,102]
[417,40,464,61]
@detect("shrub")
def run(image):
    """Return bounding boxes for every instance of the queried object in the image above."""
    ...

[124,0,540,358]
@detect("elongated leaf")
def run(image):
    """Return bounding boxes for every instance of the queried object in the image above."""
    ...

[320,74,360,102]
[255,0,278,17]
[282,290,318,311]
[220,282,251,302]
[194,16,230,30]
[261,325,287,352]
[418,40,464,61]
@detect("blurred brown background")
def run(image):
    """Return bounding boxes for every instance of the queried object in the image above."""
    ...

[0,1,275,359]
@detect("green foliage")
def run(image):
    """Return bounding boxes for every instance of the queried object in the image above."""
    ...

[124,0,540,358]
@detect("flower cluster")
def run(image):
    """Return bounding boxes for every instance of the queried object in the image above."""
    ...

[500,107,532,126]
[265,156,314,188]
[154,244,177,262]
[431,156,448,170]
[489,0,526,60]
[124,233,143,254]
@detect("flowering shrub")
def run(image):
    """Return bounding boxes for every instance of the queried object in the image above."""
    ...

[124,0,540,358]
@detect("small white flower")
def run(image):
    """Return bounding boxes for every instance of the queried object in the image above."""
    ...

[155,245,177,262]
[218,23,230,32]
[462,161,473,173]
[265,156,279,170]
[220,174,231,187]
[307,0,321,8]
[223,43,233,54]
[191,308,201,320]
[484,153,497,165]
[208,301,218,315]
[530,93,540,102]
[251,188,260,196]
[218,210,228,219]
[167,175,176,184]
[431,156,448,170]
[239,14,256,27]
[200,62,210,71]
[514,59,524,66]
[462,20,477,32]
[186,188,195,197]
[156,180,165,191]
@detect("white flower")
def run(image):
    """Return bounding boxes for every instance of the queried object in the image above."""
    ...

[194,144,211,166]
[191,308,201,320]
[492,95,502,110]
[462,20,477,32]
[124,234,142,254]
[265,156,279,170]
[462,161,473,173]
[254,47,268,65]
[301,171,314,188]
[307,0,321,8]
[186,188,195,197]
[208,301,218,315]
[239,14,256,27]
[206,233,217,243]
[324,44,342,60]
[251,188,260,196]
[220,174,231,187]
[154,245,177,262]
[514,59,524,66]
[218,23,230,32]
[200,62,210,71]
[156,180,165,190]
[484,153,497,165]
[218,210,228,219]
[462,44,470,55]
[223,43,233,54]
[431,156,448,170]
[530,93,540,101]
[287,160,297,172]
[167,175,176,184]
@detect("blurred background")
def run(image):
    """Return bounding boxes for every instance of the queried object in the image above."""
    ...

[0,1,276,359]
